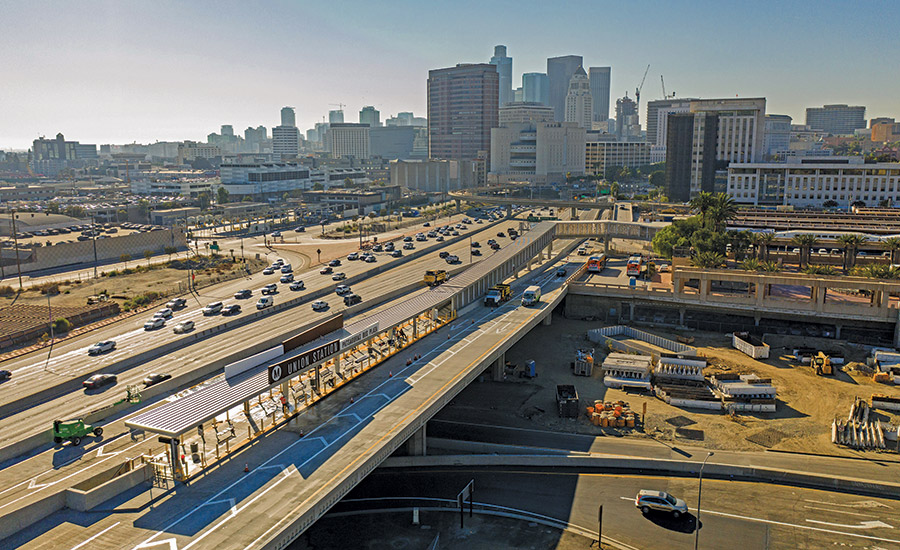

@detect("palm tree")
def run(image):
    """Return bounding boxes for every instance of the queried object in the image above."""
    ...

[690,192,716,228]
[791,234,819,269]
[883,236,900,265]
[707,193,738,232]
[837,234,867,272]
[750,232,775,261]
[694,251,725,269]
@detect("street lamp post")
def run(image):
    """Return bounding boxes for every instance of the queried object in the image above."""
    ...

[694,451,715,550]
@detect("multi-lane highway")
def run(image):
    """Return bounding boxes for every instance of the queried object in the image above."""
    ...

[0,214,535,446]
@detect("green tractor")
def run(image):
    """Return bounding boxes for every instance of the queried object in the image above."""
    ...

[52,419,103,446]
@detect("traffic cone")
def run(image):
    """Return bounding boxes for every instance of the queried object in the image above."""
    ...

[389,371,393,377]
[244,463,249,473]
[350,397,354,403]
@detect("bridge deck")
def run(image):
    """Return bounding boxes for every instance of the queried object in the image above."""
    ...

[14,260,573,550]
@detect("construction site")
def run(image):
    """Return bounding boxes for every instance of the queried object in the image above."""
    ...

[439,311,900,458]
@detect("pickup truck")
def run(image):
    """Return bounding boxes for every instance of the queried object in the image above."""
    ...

[484,283,511,307]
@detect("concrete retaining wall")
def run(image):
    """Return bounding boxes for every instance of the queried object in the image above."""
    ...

[381,451,900,499]
[66,463,152,512]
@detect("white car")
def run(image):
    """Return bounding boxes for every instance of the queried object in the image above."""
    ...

[154,308,173,319]
[364,255,376,263]
[312,300,328,311]
[332,272,346,281]
[348,252,359,261]
[173,320,195,333]
[335,284,351,295]
[144,317,166,330]
[88,340,116,355]
[202,301,224,315]
[289,281,305,291]
[280,273,294,283]
[263,267,275,275]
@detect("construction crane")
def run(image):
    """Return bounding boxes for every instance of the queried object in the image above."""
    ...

[660,75,675,99]
[635,64,650,106]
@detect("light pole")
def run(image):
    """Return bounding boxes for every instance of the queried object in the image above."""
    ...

[694,451,714,550]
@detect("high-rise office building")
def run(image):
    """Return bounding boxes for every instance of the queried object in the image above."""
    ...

[272,125,300,159]
[645,99,695,147]
[513,87,523,102]
[221,125,234,137]
[615,95,640,140]
[489,45,513,107]
[490,122,586,184]
[522,73,549,105]
[370,126,416,159]
[665,97,766,200]
[327,123,370,159]
[764,114,793,158]
[281,106,296,127]
[359,106,381,128]
[588,67,611,122]
[427,63,499,161]
[547,55,583,122]
[564,67,592,129]
[329,110,344,124]
[244,126,267,152]
[805,104,866,135]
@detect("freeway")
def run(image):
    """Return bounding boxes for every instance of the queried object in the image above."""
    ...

[342,466,900,550]
[0,213,508,417]
[1,229,580,549]
[0,217,526,449]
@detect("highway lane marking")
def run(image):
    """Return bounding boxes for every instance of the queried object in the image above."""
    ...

[0,435,150,510]
[68,521,121,550]
[242,264,566,547]
[804,498,890,509]
[803,505,877,518]
[134,538,178,549]
[807,519,893,529]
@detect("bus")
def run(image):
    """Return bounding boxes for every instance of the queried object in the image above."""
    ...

[587,254,607,273]
[626,254,644,277]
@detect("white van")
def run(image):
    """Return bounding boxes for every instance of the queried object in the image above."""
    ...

[522,286,541,306]
[256,296,274,310]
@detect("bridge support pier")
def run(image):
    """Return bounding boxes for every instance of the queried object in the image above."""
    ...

[506,204,512,218]
[406,424,427,456]
[571,207,577,219]
[629,302,635,321]
[679,308,685,326]
[491,352,506,381]
[835,324,842,340]
[542,312,552,326]
[455,199,461,213]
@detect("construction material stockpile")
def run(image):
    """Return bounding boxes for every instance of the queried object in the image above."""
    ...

[586,400,638,429]
[832,397,888,450]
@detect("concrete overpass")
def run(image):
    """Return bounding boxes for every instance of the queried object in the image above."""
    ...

[449,190,612,216]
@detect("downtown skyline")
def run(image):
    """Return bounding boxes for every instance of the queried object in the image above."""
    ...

[2,0,899,149]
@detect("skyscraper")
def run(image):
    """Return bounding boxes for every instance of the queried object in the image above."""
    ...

[805,104,866,135]
[615,95,640,140]
[764,114,793,158]
[547,55,583,122]
[359,106,381,128]
[564,67,592,129]
[665,97,767,200]
[281,106,296,127]
[221,125,234,137]
[489,45,513,107]
[522,73,549,105]
[588,67,611,122]
[329,110,344,124]
[427,63,499,161]
[272,126,300,159]
[328,123,370,159]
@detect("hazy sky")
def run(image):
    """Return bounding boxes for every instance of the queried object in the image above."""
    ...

[2,0,899,150]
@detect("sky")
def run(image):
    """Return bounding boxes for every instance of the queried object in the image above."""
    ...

[2,0,899,150]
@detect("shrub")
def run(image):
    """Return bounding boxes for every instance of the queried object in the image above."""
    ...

[39,283,60,295]
[0,285,14,297]
[52,318,72,333]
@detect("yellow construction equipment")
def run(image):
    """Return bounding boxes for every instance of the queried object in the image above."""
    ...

[424,270,447,286]
[812,352,833,376]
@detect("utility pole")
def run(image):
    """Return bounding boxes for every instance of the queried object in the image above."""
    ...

[10,210,23,291]
[90,213,99,278]
[695,451,715,550]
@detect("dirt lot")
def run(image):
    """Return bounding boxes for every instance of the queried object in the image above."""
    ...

[1,255,266,312]
[452,312,900,458]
